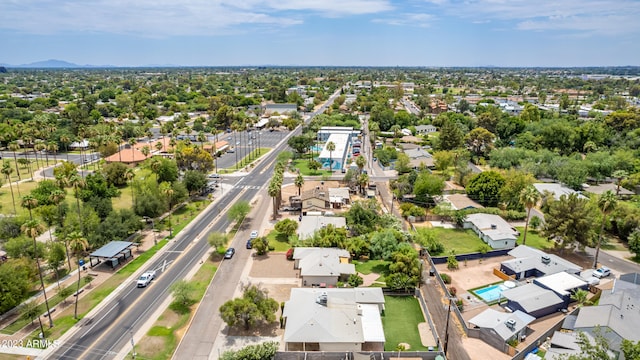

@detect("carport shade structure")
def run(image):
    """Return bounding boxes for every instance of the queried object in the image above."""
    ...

[88,241,136,267]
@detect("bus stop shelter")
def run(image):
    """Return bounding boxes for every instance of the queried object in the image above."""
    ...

[88,241,136,269]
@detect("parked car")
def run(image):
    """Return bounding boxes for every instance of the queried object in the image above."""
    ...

[593,267,611,278]
[137,270,157,287]
[208,173,220,179]
[246,240,253,249]
[224,248,235,259]
[250,230,259,239]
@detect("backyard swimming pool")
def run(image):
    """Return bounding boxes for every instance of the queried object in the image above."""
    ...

[472,283,508,302]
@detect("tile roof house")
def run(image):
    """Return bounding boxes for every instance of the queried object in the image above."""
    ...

[463,213,519,249]
[104,148,152,166]
[283,288,385,351]
[292,247,355,287]
[468,309,535,350]
[500,245,583,280]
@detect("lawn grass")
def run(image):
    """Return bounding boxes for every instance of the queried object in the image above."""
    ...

[133,260,217,360]
[382,296,428,351]
[219,148,269,173]
[426,227,487,254]
[515,227,553,250]
[0,181,38,216]
[265,230,292,252]
[290,159,333,176]
[162,200,211,238]
[354,259,390,275]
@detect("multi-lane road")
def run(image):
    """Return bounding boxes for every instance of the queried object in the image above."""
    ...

[44,89,343,360]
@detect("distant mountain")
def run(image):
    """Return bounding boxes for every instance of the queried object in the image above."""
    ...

[20,59,81,68]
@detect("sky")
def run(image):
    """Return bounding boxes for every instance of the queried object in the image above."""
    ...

[1,0,639,67]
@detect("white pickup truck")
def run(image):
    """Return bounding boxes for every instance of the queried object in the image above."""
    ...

[137,270,157,288]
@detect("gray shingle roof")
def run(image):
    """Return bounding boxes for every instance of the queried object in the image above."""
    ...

[502,283,564,313]
[468,309,535,341]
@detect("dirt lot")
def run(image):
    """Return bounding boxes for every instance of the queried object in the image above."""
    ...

[249,253,299,278]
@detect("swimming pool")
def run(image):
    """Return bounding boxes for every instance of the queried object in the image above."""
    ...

[472,283,507,302]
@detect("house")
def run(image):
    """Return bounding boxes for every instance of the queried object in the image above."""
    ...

[500,245,583,280]
[443,194,484,210]
[203,140,229,155]
[318,133,349,171]
[533,272,588,306]
[468,309,535,350]
[317,126,360,142]
[570,275,640,359]
[501,283,565,318]
[283,288,385,351]
[292,247,355,287]
[533,183,587,200]
[327,187,351,208]
[463,213,519,249]
[429,99,448,114]
[584,182,634,197]
[69,139,90,150]
[404,147,435,169]
[297,216,347,240]
[415,124,437,134]
[264,103,298,115]
[300,187,330,214]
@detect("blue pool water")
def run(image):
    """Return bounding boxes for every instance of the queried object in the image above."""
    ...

[311,145,323,152]
[472,284,507,302]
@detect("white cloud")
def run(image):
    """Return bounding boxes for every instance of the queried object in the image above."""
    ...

[0,0,393,36]
[373,13,434,27]
[426,0,640,35]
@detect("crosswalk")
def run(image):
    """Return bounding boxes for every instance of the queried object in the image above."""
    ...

[233,184,264,190]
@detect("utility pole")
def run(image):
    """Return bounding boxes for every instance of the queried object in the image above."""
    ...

[443,297,452,355]
[130,330,136,359]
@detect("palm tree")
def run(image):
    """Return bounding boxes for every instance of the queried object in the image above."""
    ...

[128,138,138,164]
[594,191,617,269]
[21,218,53,328]
[356,155,366,174]
[59,135,71,162]
[570,288,591,307]
[47,142,58,166]
[268,181,279,220]
[2,162,17,214]
[124,168,135,205]
[8,141,21,181]
[358,173,369,195]
[155,141,163,153]
[161,184,175,237]
[197,131,207,149]
[149,157,161,183]
[34,141,46,178]
[326,141,336,172]
[520,186,541,246]
[66,231,88,319]
[611,170,628,196]
[294,173,304,196]
[390,124,402,139]
[49,189,70,271]
[68,174,85,235]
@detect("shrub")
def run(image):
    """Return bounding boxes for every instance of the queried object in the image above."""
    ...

[440,273,451,284]
[286,248,294,260]
[456,299,464,311]
[448,286,457,296]
[447,254,459,270]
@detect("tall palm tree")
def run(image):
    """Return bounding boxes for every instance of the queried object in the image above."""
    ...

[520,186,541,246]
[59,135,71,162]
[294,173,304,196]
[197,131,207,149]
[8,141,22,181]
[268,181,279,220]
[594,191,617,269]
[2,162,17,214]
[161,185,175,237]
[128,138,138,164]
[326,141,336,172]
[34,141,46,178]
[49,189,70,271]
[356,155,366,174]
[21,217,54,328]
[124,168,135,205]
[68,174,85,235]
[66,231,88,319]
[358,173,369,195]
[149,157,161,183]
[47,142,58,166]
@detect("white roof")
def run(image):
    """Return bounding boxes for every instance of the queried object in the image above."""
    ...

[534,272,587,296]
[533,183,587,200]
[504,245,583,275]
[297,216,347,240]
[465,213,518,241]
[319,133,349,160]
[283,288,385,344]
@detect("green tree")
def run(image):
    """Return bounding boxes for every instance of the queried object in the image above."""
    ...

[294,173,304,196]
[520,185,541,246]
[219,285,279,330]
[326,141,336,172]
[413,172,445,207]
[102,162,129,186]
[465,127,495,160]
[66,231,88,319]
[629,229,640,259]
[621,340,640,360]
[593,191,617,269]
[1,161,17,214]
[182,170,207,195]
[0,258,33,314]
[274,219,298,238]
[348,273,364,287]
[466,171,506,207]
[208,232,229,251]
[21,219,53,328]
[227,201,251,224]
[252,236,270,255]
[437,119,464,150]
[570,289,591,307]
[170,280,196,306]
[543,194,598,253]
[564,329,616,360]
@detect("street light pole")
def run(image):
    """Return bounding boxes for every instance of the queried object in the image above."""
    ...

[152,219,157,246]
